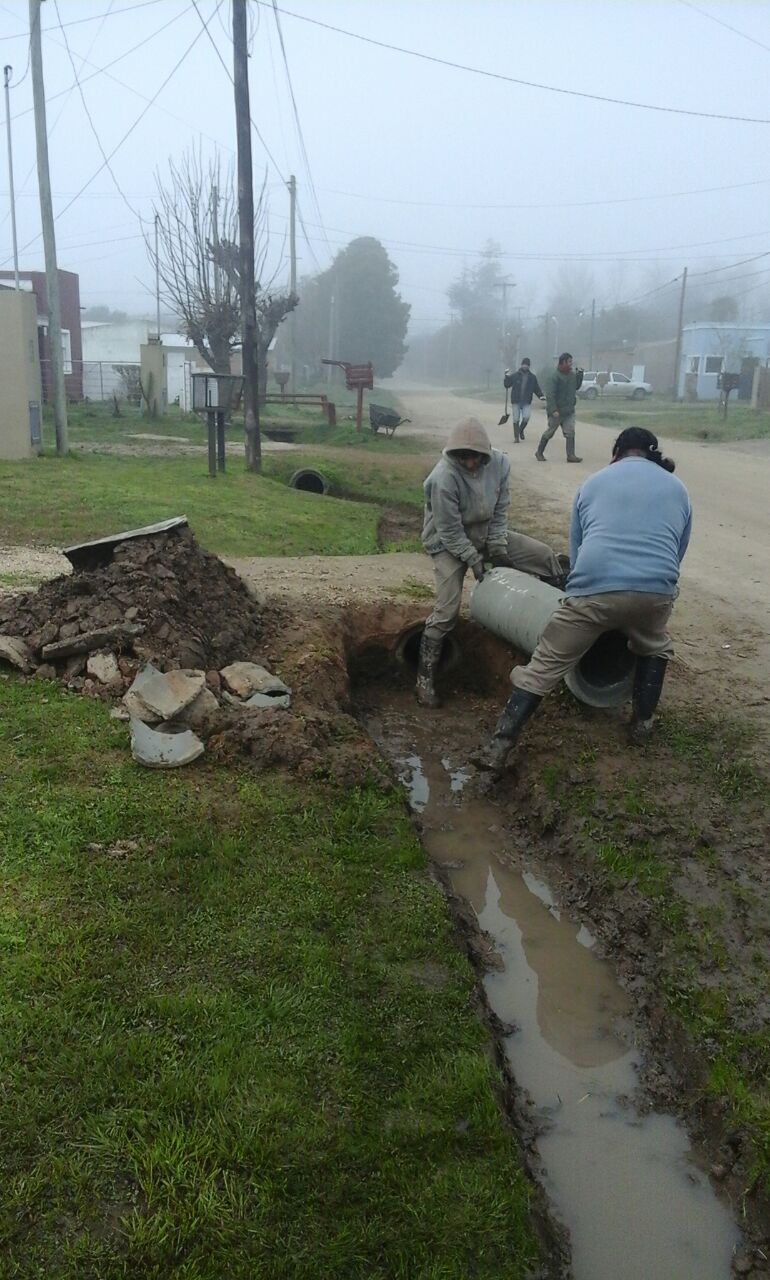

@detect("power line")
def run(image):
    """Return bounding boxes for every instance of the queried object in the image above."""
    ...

[53,0,144,224]
[677,0,770,56]
[0,0,168,42]
[255,1,770,126]
[190,0,285,179]
[314,173,770,212]
[1,9,213,267]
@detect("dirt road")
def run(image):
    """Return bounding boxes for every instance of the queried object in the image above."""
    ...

[392,384,770,739]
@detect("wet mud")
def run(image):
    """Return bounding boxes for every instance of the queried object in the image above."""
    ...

[362,691,743,1278]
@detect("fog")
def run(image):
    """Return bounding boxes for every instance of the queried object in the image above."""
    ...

[1,0,768,337]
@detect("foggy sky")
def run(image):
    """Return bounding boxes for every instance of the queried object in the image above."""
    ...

[1,0,768,334]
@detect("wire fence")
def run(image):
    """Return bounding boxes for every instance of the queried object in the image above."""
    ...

[39,360,197,411]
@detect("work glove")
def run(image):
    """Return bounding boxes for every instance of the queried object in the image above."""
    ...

[490,552,516,570]
[471,559,486,583]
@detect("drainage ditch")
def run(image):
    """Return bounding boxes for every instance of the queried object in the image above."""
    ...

[352,636,744,1279]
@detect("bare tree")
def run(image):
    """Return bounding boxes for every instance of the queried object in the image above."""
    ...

[147,148,297,390]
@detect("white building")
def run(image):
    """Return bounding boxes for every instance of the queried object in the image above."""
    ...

[81,320,208,409]
[678,323,770,401]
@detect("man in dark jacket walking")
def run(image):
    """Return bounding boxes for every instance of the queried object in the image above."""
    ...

[537,352,584,463]
[503,357,545,442]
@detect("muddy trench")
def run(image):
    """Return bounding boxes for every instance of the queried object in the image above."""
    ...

[337,606,754,1279]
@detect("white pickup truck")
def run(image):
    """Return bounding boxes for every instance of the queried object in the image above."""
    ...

[578,372,652,400]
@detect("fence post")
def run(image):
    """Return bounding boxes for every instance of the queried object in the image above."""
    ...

[99,362,104,401]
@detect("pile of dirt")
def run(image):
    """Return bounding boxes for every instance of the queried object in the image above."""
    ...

[0,526,262,671]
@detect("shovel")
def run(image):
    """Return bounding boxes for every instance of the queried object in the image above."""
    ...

[498,387,510,426]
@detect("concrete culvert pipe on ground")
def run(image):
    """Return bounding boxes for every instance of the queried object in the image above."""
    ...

[469,567,635,709]
[288,468,329,495]
[394,624,461,675]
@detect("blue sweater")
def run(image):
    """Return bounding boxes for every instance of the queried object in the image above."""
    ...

[567,457,692,597]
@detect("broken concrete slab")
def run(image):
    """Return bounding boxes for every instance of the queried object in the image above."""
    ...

[220,661,290,699]
[244,691,291,710]
[124,666,205,723]
[63,515,188,571]
[175,686,220,733]
[129,717,204,769]
[0,635,33,672]
[42,623,144,662]
[123,662,163,722]
[86,652,121,686]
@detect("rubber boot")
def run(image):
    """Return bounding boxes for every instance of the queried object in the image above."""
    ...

[628,655,668,742]
[535,434,548,461]
[513,422,521,444]
[415,634,443,709]
[565,437,582,463]
[479,689,543,771]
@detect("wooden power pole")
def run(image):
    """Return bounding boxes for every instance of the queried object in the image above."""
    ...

[288,173,297,392]
[232,0,260,472]
[671,267,688,401]
[29,0,68,454]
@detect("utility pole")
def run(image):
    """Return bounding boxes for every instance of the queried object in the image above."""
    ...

[495,277,515,365]
[211,185,221,303]
[671,267,688,401]
[3,66,19,288]
[589,297,596,368]
[232,0,260,472]
[288,173,297,392]
[326,289,336,387]
[154,213,161,339]
[29,0,68,453]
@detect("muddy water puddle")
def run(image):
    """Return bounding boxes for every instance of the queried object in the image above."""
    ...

[365,696,740,1280]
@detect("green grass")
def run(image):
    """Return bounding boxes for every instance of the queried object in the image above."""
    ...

[0,453,382,558]
[0,678,540,1279]
[584,395,770,442]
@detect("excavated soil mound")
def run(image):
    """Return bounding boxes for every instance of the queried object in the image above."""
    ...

[0,526,262,670]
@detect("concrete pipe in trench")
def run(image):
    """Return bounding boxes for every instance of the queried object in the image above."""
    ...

[289,468,329,495]
[469,567,635,709]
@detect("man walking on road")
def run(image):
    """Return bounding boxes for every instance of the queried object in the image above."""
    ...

[482,427,692,769]
[504,357,545,442]
[536,352,584,463]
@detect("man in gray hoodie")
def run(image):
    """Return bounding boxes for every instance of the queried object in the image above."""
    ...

[417,416,566,707]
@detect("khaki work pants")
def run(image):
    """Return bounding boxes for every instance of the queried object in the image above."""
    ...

[423,531,563,642]
[512,592,675,697]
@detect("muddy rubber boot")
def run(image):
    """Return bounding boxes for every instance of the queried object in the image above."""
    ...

[628,655,668,743]
[513,423,521,443]
[565,438,582,463]
[479,689,543,771]
[535,435,548,461]
[415,634,443,709]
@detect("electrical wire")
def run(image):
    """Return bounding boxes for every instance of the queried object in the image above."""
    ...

[677,0,770,57]
[1,9,214,268]
[254,1,770,126]
[189,0,285,180]
[314,173,770,212]
[0,0,168,42]
[53,0,145,225]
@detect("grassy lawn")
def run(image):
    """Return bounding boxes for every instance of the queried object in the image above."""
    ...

[583,396,770,442]
[0,679,539,1278]
[0,454,382,558]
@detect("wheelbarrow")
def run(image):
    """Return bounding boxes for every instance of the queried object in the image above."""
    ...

[369,403,411,437]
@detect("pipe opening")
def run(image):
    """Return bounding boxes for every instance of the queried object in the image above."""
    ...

[394,624,461,674]
[566,630,636,708]
[289,468,329,495]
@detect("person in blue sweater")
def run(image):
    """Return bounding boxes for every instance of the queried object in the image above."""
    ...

[483,427,692,769]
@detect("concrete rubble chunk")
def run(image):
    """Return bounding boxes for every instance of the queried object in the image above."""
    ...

[0,635,33,672]
[42,623,144,662]
[126,667,206,722]
[244,691,291,710]
[174,686,220,732]
[129,717,204,769]
[220,661,290,699]
[86,652,121,686]
[123,662,163,723]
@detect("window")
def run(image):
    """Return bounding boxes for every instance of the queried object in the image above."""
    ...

[689,357,700,374]
[613,373,630,383]
[61,328,72,375]
[704,356,723,375]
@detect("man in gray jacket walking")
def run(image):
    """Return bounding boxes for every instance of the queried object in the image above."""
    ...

[416,417,566,707]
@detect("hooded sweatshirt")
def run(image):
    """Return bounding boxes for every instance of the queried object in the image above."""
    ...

[421,418,510,564]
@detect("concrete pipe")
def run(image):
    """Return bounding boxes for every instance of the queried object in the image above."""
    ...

[289,468,329,495]
[469,567,635,709]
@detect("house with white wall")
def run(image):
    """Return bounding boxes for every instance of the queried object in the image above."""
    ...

[81,320,208,408]
[678,323,770,401]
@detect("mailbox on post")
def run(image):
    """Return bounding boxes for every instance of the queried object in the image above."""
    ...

[191,372,244,477]
[321,359,374,432]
